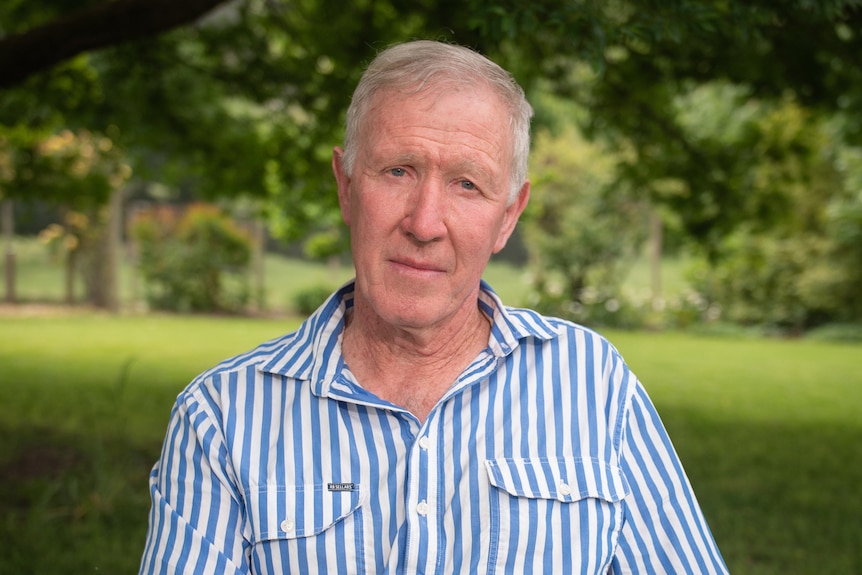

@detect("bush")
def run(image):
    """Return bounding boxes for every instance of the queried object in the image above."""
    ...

[130,204,252,313]
[292,285,335,316]
[805,323,862,342]
[526,286,649,330]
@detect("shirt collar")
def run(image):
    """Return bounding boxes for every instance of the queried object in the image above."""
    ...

[258,279,559,382]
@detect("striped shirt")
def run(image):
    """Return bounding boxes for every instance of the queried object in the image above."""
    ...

[140,281,728,574]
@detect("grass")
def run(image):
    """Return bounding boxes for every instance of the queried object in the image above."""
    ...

[607,331,862,573]
[2,238,861,573]
[0,314,293,573]
[1,322,860,573]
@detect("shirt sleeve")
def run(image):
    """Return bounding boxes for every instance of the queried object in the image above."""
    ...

[611,382,729,574]
[139,386,250,575]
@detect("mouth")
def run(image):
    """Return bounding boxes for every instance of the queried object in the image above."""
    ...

[390,258,446,276]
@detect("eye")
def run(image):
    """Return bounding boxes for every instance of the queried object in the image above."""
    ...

[389,167,406,177]
[459,180,476,191]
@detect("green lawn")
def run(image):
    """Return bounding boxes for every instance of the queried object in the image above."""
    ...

[1,315,860,573]
[607,330,862,574]
[0,314,293,573]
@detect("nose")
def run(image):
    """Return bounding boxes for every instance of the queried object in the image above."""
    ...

[401,178,447,243]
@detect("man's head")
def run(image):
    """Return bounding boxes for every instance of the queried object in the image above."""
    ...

[340,40,533,205]
[332,40,533,334]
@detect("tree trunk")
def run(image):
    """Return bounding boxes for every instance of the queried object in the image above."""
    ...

[649,208,663,308]
[81,206,109,309]
[252,215,266,312]
[65,249,76,305]
[2,199,15,303]
[103,187,126,312]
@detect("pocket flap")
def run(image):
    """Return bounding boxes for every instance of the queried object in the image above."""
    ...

[247,483,364,542]
[485,457,629,503]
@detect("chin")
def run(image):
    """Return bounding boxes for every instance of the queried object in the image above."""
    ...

[377,302,446,330]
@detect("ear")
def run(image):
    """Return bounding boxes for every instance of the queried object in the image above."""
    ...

[493,180,530,254]
[332,147,352,226]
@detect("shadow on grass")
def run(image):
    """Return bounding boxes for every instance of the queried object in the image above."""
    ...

[1,414,860,574]
[0,422,159,574]
[661,410,862,575]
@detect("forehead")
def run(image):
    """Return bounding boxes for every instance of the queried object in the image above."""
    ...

[361,85,512,167]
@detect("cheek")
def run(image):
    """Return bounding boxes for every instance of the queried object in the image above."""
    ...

[455,226,500,262]
[350,198,402,254]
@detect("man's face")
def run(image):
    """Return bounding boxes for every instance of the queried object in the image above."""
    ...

[333,85,529,332]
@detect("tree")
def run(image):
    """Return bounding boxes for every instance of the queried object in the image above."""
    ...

[521,89,648,328]
[543,1,862,253]
[1,128,132,307]
[4,0,862,285]
[0,0,231,89]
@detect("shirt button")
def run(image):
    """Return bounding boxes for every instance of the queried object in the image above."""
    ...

[281,519,295,532]
[558,482,573,497]
[416,500,429,516]
[418,436,431,450]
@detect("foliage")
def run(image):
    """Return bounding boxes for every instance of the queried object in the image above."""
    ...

[0,128,132,307]
[805,322,862,342]
[5,0,861,245]
[130,203,252,313]
[0,128,130,206]
[4,0,862,329]
[690,100,862,329]
[291,284,336,316]
[1,0,456,245]
[560,1,862,251]
[521,102,648,328]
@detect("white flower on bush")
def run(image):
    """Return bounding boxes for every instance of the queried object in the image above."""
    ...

[707,303,722,321]
[565,301,584,317]
[581,286,599,304]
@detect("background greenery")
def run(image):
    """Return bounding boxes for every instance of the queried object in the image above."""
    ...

[3,0,862,331]
[2,1,862,572]
[1,256,861,573]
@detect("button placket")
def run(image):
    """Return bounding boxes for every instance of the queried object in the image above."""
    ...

[414,432,432,518]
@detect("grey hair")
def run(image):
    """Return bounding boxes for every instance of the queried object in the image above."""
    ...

[340,40,533,204]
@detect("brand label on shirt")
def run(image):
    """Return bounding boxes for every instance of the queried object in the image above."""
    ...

[327,482,358,492]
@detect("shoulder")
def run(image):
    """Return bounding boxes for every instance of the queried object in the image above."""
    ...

[176,282,353,408]
[480,282,625,361]
[505,303,628,364]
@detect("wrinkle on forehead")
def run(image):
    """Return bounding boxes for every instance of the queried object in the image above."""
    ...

[363,87,512,178]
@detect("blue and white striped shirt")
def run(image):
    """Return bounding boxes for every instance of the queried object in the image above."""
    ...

[140,281,727,574]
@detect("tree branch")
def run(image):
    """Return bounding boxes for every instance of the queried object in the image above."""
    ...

[0,0,231,89]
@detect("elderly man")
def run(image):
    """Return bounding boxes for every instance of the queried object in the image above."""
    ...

[140,40,728,574]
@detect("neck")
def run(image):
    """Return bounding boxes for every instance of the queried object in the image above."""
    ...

[341,295,491,422]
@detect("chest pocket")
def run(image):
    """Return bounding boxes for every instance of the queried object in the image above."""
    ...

[245,483,366,574]
[484,457,629,574]
[485,456,629,502]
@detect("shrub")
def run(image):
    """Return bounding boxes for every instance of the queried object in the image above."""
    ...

[805,323,862,342]
[526,286,649,330]
[130,204,252,313]
[292,285,335,316]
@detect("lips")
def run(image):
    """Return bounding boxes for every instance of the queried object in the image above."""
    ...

[390,257,446,275]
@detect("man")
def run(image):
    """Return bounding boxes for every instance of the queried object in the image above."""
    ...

[140,40,728,574]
